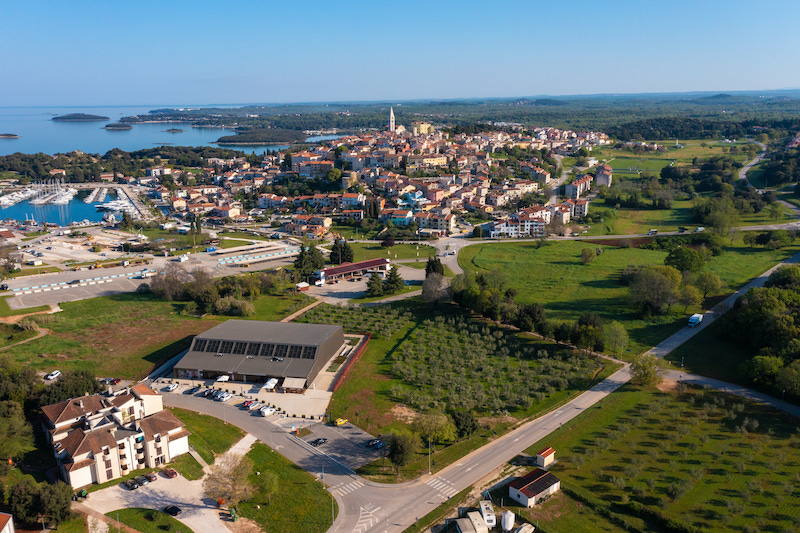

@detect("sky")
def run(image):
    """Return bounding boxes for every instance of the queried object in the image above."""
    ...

[2,0,799,107]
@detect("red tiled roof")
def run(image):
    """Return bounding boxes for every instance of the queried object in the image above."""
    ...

[538,447,555,458]
[321,258,390,278]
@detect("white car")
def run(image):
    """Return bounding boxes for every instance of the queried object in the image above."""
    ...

[259,406,276,417]
[165,383,179,392]
[216,392,232,402]
[45,370,61,380]
[247,402,262,411]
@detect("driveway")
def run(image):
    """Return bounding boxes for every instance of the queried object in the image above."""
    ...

[81,470,231,533]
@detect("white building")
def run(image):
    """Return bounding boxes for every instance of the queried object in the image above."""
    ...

[508,468,561,507]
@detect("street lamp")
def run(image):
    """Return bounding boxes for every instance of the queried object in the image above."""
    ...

[428,436,432,475]
[782,389,786,402]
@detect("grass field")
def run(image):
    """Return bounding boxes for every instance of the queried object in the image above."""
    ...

[8,266,62,277]
[458,239,800,356]
[519,383,800,532]
[348,284,418,304]
[169,407,244,465]
[5,291,306,377]
[400,261,455,277]
[349,242,436,262]
[239,443,336,533]
[585,200,695,236]
[106,508,195,533]
[0,322,37,347]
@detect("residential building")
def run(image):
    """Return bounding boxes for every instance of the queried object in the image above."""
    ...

[0,512,14,533]
[595,164,613,187]
[564,174,593,199]
[42,384,189,489]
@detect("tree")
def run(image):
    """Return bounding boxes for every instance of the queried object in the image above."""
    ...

[387,432,418,474]
[605,321,629,357]
[383,265,404,294]
[680,284,703,312]
[9,477,39,525]
[451,411,479,440]
[425,257,444,277]
[330,238,354,265]
[629,265,682,315]
[38,481,74,526]
[0,401,34,461]
[631,354,660,385]
[256,470,279,505]
[422,272,445,303]
[413,411,456,451]
[581,248,596,265]
[203,453,255,509]
[366,272,384,297]
[381,235,395,248]
[741,355,785,386]
[665,247,706,273]
[743,231,757,248]
[120,211,134,230]
[471,226,484,238]
[150,263,190,301]
[776,359,800,399]
[695,271,723,298]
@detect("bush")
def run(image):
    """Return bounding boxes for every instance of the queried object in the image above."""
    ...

[214,296,255,316]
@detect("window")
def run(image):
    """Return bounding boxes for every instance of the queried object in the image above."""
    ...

[302,346,316,359]
[260,344,275,357]
[156,447,162,455]
[103,447,110,456]
[233,342,247,355]
[219,341,234,353]
[206,340,220,352]
[193,339,208,352]
[287,345,302,358]
[106,468,113,478]
[104,459,111,469]
[118,443,125,450]
[247,343,261,355]
[129,407,134,416]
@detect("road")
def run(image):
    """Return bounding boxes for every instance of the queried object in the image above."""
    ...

[738,142,767,184]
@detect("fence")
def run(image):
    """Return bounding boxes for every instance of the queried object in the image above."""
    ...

[332,333,372,392]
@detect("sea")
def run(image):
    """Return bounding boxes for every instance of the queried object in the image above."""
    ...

[0,105,336,225]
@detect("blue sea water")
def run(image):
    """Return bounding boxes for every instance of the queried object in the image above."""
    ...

[0,105,334,156]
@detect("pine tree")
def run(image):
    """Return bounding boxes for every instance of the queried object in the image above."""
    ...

[308,244,325,270]
[341,241,354,263]
[425,257,444,277]
[330,239,344,265]
[383,265,404,294]
[366,272,384,297]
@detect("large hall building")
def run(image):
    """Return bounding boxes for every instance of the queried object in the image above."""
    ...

[173,320,345,390]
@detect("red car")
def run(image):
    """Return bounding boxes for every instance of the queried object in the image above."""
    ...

[109,378,121,385]
[163,468,178,478]
[145,472,157,482]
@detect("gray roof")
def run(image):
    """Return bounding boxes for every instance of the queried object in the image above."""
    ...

[195,320,341,347]
[175,320,344,380]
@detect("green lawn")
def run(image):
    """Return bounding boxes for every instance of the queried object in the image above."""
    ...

[348,284,418,304]
[400,261,455,277]
[348,242,436,263]
[7,266,62,277]
[54,515,89,533]
[0,323,37,347]
[585,200,695,236]
[169,452,205,480]
[458,240,800,357]
[239,443,335,533]
[6,291,306,378]
[169,407,244,464]
[330,224,377,240]
[520,383,800,532]
[106,508,195,533]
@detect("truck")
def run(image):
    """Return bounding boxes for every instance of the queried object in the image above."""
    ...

[688,313,703,327]
[647,229,658,235]
[205,246,217,253]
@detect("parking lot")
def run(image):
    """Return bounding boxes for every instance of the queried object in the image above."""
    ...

[300,420,386,470]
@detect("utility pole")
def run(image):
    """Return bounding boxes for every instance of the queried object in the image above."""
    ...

[428,436,432,475]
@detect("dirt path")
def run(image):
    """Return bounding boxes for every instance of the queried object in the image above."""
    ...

[0,327,51,352]
[280,298,322,322]
[0,303,61,324]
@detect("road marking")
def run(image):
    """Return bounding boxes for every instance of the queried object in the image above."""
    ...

[424,476,457,498]
[333,480,363,496]
[352,505,379,533]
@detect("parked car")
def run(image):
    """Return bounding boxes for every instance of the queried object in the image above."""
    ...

[45,370,61,380]
[247,402,262,411]
[241,400,255,409]
[373,441,386,450]
[165,383,179,392]
[163,506,182,517]
[259,406,276,417]
[216,392,232,402]
[163,468,178,478]
[144,472,157,482]
[184,386,200,395]
[202,389,216,398]
[366,439,381,448]
[68,279,81,285]
[335,418,348,426]
[108,378,121,385]
[309,438,328,447]
[134,475,149,486]
[0,284,8,291]
[123,479,139,490]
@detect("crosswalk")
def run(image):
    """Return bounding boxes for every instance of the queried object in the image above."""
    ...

[333,479,364,497]
[424,476,458,498]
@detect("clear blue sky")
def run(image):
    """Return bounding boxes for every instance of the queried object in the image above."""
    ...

[2,0,799,106]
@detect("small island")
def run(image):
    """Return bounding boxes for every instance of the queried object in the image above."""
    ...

[164,128,184,133]
[52,113,110,122]
[0,133,20,139]
[216,128,307,145]
[104,123,133,130]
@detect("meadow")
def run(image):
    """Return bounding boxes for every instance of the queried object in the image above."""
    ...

[516,383,800,533]
[348,242,436,263]
[458,239,800,356]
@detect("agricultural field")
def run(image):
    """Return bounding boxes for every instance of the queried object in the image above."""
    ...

[458,239,800,356]
[298,301,620,482]
[521,383,800,533]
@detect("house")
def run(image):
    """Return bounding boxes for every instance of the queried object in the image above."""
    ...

[379,209,413,226]
[595,164,613,187]
[564,174,593,199]
[508,468,561,507]
[0,512,14,533]
[41,384,189,489]
[535,447,556,468]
